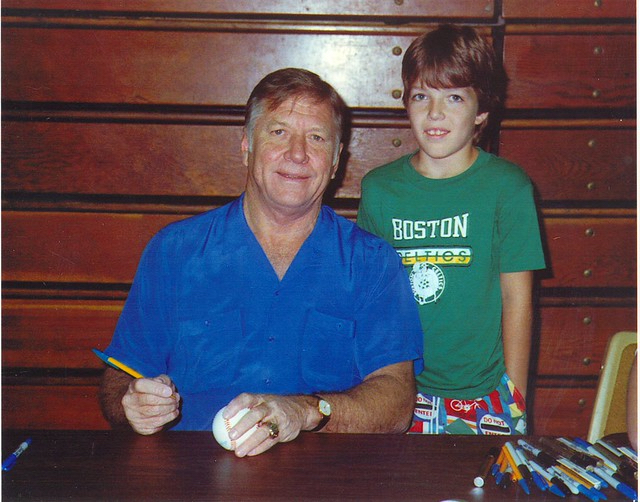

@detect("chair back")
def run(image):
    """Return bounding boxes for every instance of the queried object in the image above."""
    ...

[587,331,637,442]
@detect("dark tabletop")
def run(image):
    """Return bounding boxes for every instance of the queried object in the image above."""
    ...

[1,430,634,501]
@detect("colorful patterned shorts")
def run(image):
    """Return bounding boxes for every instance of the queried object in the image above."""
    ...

[409,373,527,435]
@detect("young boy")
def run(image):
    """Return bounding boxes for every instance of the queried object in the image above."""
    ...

[357,25,546,435]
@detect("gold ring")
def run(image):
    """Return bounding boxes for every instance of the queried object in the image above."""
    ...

[262,421,279,439]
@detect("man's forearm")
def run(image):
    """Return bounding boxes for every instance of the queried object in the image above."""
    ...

[99,367,133,427]
[315,361,416,434]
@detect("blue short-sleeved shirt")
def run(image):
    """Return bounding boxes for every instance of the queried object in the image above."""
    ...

[106,194,424,430]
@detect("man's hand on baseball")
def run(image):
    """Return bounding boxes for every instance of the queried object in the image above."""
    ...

[122,374,180,435]
[224,393,314,457]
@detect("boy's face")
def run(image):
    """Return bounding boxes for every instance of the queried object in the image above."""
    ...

[406,83,488,170]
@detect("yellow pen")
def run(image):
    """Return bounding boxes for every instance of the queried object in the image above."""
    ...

[92,348,144,378]
[92,348,177,400]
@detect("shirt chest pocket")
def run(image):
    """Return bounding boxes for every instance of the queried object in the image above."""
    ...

[172,310,242,394]
[301,310,357,391]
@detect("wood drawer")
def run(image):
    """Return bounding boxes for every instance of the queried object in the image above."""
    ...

[503,0,635,19]
[532,386,596,437]
[2,211,187,284]
[537,306,637,377]
[1,121,417,199]
[504,34,635,109]
[541,217,636,289]
[499,127,636,201]
[2,384,109,430]
[2,299,123,369]
[2,0,495,18]
[2,27,421,109]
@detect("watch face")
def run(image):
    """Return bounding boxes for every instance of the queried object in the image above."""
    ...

[319,399,331,416]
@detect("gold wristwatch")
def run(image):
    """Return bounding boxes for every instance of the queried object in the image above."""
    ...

[310,394,331,432]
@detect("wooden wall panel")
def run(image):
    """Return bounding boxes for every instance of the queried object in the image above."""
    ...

[503,33,635,109]
[499,126,636,201]
[2,27,421,110]
[536,307,637,377]
[2,299,123,369]
[2,212,186,284]
[503,0,634,19]
[532,387,596,437]
[541,217,636,288]
[2,121,247,197]
[2,0,495,18]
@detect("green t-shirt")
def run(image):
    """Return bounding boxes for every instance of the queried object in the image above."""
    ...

[358,149,546,399]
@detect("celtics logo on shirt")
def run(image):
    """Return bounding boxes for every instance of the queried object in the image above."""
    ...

[398,246,473,305]
[409,262,445,305]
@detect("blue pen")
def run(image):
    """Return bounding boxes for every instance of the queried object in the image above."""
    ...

[2,438,31,471]
[515,445,545,492]
[594,466,638,501]
[527,459,566,498]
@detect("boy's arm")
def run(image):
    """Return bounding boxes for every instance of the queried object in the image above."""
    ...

[500,270,533,398]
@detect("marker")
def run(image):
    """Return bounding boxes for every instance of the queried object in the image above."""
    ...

[551,466,603,502]
[503,443,530,494]
[549,466,580,495]
[474,447,500,487]
[557,457,604,489]
[573,438,617,471]
[92,349,144,378]
[558,437,600,467]
[528,460,567,497]
[516,446,549,493]
[518,439,556,468]
[540,437,595,468]
[510,443,536,489]
[593,466,638,501]
[491,448,505,477]
[592,441,636,480]
[495,452,509,485]
[2,438,31,471]
[617,446,637,465]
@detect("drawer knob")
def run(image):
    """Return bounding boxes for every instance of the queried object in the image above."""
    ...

[392,46,403,56]
[583,316,592,325]
[583,357,592,366]
[587,181,596,191]
[593,46,604,56]
[585,228,595,237]
[578,398,587,408]
[583,269,593,278]
[592,89,602,99]
[594,0,602,7]
[392,138,402,148]
[587,139,597,148]
[394,0,404,5]
[392,89,402,100]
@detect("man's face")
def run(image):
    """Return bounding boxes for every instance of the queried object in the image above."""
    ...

[242,96,342,217]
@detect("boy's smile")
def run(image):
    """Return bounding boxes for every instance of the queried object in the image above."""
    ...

[406,84,488,178]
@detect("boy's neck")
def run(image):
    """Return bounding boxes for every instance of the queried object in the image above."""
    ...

[411,146,480,180]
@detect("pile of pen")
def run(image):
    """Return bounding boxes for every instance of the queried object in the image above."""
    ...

[474,437,638,500]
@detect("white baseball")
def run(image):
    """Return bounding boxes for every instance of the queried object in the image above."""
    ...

[212,406,258,450]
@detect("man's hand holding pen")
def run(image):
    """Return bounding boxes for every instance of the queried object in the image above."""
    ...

[122,374,181,435]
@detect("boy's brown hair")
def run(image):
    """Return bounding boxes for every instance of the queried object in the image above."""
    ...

[402,25,506,142]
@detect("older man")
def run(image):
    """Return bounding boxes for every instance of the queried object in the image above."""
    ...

[99,68,423,457]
